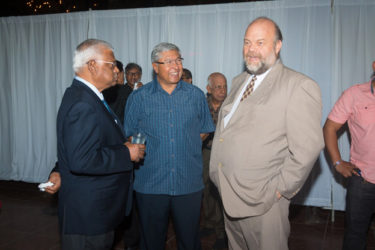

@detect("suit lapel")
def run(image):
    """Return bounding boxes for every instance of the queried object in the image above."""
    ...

[219,72,251,132]
[73,80,125,137]
[220,61,283,132]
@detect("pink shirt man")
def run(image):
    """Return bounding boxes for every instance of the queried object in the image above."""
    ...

[328,80,375,183]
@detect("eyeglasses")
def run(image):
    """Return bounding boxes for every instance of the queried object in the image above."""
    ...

[89,59,117,69]
[155,58,184,66]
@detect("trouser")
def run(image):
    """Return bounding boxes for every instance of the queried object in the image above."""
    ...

[343,174,375,250]
[224,197,290,250]
[122,192,140,247]
[136,191,202,250]
[61,231,114,250]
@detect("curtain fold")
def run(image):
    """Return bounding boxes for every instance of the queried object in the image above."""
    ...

[0,0,374,210]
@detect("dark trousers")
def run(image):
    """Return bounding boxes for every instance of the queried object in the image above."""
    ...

[61,231,114,250]
[343,174,375,250]
[122,197,140,247]
[202,148,226,239]
[112,192,140,248]
[135,191,202,250]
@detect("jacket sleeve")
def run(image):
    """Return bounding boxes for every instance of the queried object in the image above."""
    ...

[277,79,324,199]
[62,101,132,175]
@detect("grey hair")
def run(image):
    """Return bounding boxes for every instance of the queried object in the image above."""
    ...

[151,42,180,63]
[207,72,227,87]
[73,39,114,73]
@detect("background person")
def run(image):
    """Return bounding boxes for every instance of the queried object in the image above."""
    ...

[182,68,193,84]
[201,72,228,249]
[103,62,143,123]
[323,61,375,250]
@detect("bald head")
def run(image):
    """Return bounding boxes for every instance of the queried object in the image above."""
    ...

[207,72,227,104]
[247,17,283,44]
[243,17,283,75]
[208,72,226,87]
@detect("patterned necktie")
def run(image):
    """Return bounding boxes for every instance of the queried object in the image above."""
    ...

[240,76,257,102]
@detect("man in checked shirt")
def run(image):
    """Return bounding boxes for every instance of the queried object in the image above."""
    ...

[124,42,215,250]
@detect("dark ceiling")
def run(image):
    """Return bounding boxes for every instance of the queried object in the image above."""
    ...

[1,0,264,17]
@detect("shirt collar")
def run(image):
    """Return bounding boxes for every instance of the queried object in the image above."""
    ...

[151,78,185,94]
[75,76,104,100]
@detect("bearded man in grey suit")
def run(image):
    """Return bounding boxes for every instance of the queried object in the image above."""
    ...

[209,17,324,250]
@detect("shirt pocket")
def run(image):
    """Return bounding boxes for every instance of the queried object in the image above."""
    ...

[355,104,375,125]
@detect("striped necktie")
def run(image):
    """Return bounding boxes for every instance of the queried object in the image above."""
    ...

[240,76,257,102]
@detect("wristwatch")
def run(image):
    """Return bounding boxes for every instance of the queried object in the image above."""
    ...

[333,160,342,167]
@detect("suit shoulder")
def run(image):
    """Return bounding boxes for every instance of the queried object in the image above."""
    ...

[281,65,316,85]
[58,85,97,117]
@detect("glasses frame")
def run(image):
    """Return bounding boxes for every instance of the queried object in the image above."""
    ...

[88,59,117,69]
[155,58,184,66]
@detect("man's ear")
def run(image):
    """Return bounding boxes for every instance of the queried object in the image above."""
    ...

[87,60,97,75]
[275,40,282,56]
[152,63,159,75]
[206,85,211,94]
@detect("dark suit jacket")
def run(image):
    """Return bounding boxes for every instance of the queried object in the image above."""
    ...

[103,83,133,123]
[57,78,133,235]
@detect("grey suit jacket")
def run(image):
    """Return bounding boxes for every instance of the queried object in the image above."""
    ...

[209,61,324,218]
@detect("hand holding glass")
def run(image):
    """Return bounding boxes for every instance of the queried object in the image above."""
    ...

[132,132,146,144]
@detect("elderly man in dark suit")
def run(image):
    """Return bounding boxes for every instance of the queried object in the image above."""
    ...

[56,39,145,250]
[209,17,324,250]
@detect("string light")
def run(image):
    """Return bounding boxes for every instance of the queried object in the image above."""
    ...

[25,0,99,14]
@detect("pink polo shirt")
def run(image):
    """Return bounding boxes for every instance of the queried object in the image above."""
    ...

[328,81,375,183]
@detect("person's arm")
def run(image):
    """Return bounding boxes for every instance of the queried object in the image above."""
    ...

[45,162,61,194]
[198,92,215,136]
[45,171,61,194]
[277,79,324,199]
[323,119,359,177]
[200,133,209,141]
[63,102,133,175]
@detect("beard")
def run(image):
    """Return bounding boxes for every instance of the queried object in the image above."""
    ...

[244,51,278,75]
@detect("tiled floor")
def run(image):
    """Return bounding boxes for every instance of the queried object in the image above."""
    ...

[0,180,374,250]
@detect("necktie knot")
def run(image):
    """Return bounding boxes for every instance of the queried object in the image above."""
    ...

[240,76,257,102]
